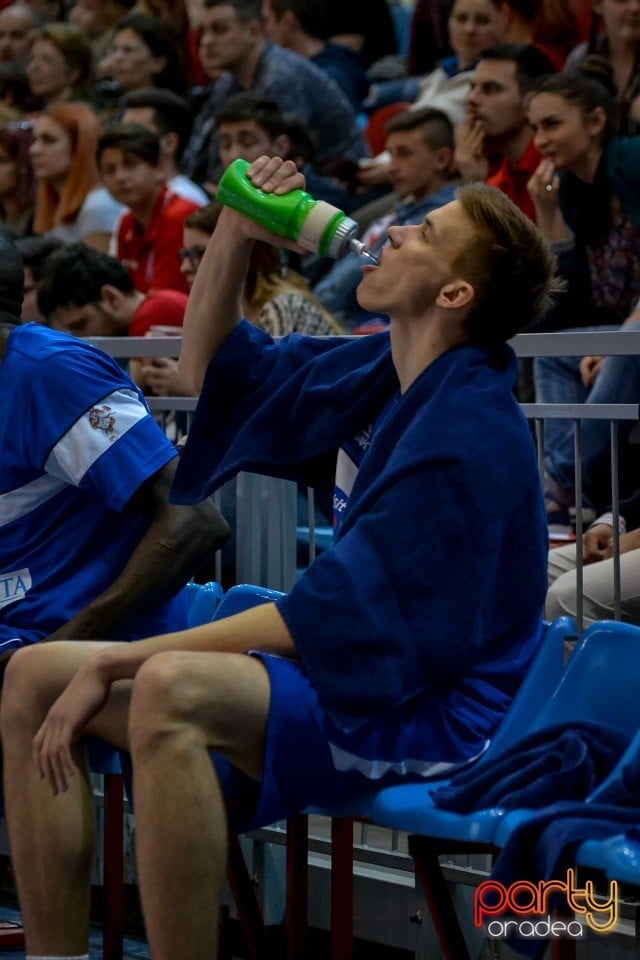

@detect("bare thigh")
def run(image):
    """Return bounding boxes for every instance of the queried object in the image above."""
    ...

[1,641,133,751]
[131,650,272,781]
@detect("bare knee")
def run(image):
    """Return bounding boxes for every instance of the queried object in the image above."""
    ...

[1,642,101,744]
[129,652,208,753]
[1,645,58,740]
[128,651,268,762]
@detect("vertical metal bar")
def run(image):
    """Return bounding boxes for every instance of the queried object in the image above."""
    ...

[280,480,298,591]
[102,773,125,960]
[535,418,545,484]
[574,420,584,634]
[236,474,262,586]
[330,818,354,960]
[610,421,621,620]
[266,476,281,588]
[285,815,309,960]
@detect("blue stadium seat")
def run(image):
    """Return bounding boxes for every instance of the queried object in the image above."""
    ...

[212,582,285,620]
[293,617,575,960]
[184,579,223,626]
[370,619,640,960]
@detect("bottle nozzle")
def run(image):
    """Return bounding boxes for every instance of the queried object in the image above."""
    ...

[348,238,380,266]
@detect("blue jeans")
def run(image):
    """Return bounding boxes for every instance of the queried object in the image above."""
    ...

[534,323,640,507]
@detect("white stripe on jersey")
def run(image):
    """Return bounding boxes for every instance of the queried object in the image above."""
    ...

[44,388,148,486]
[335,448,359,500]
[0,473,67,527]
[0,388,149,526]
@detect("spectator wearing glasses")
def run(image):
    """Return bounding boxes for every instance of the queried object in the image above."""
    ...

[140,201,339,398]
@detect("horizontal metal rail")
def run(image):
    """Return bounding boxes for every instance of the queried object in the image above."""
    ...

[88,329,640,360]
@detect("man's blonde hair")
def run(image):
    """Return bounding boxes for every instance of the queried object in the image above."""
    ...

[454,183,563,342]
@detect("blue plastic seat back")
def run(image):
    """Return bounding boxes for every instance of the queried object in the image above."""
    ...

[185,580,224,628]
[528,619,640,737]
[213,583,286,621]
[487,616,575,760]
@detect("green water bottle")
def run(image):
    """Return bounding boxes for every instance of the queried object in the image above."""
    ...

[217,158,376,261]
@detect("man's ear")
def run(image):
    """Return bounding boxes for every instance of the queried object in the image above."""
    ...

[436,279,475,310]
[434,145,453,173]
[100,284,128,316]
[160,131,179,161]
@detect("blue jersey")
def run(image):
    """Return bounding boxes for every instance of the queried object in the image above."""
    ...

[0,323,189,650]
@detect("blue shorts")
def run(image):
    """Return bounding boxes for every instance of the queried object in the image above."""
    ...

[213,653,429,833]
[212,653,488,833]
[212,654,371,832]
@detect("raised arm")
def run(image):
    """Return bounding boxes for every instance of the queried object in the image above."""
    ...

[178,157,306,395]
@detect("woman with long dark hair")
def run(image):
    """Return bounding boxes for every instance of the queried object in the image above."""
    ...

[527,67,640,513]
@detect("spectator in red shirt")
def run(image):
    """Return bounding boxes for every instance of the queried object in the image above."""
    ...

[98,123,199,294]
[36,241,187,390]
[37,241,187,336]
[454,43,554,221]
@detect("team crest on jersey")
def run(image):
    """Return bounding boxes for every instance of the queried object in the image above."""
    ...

[88,404,117,440]
[353,425,372,451]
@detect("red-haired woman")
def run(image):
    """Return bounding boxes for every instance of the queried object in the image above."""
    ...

[30,102,123,250]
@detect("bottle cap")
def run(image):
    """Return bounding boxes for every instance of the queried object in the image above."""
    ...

[327,216,359,258]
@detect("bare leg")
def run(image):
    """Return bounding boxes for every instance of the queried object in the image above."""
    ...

[1,642,132,956]
[129,650,271,960]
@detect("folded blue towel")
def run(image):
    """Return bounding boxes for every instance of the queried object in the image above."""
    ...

[596,737,640,806]
[490,801,640,959]
[432,722,629,812]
